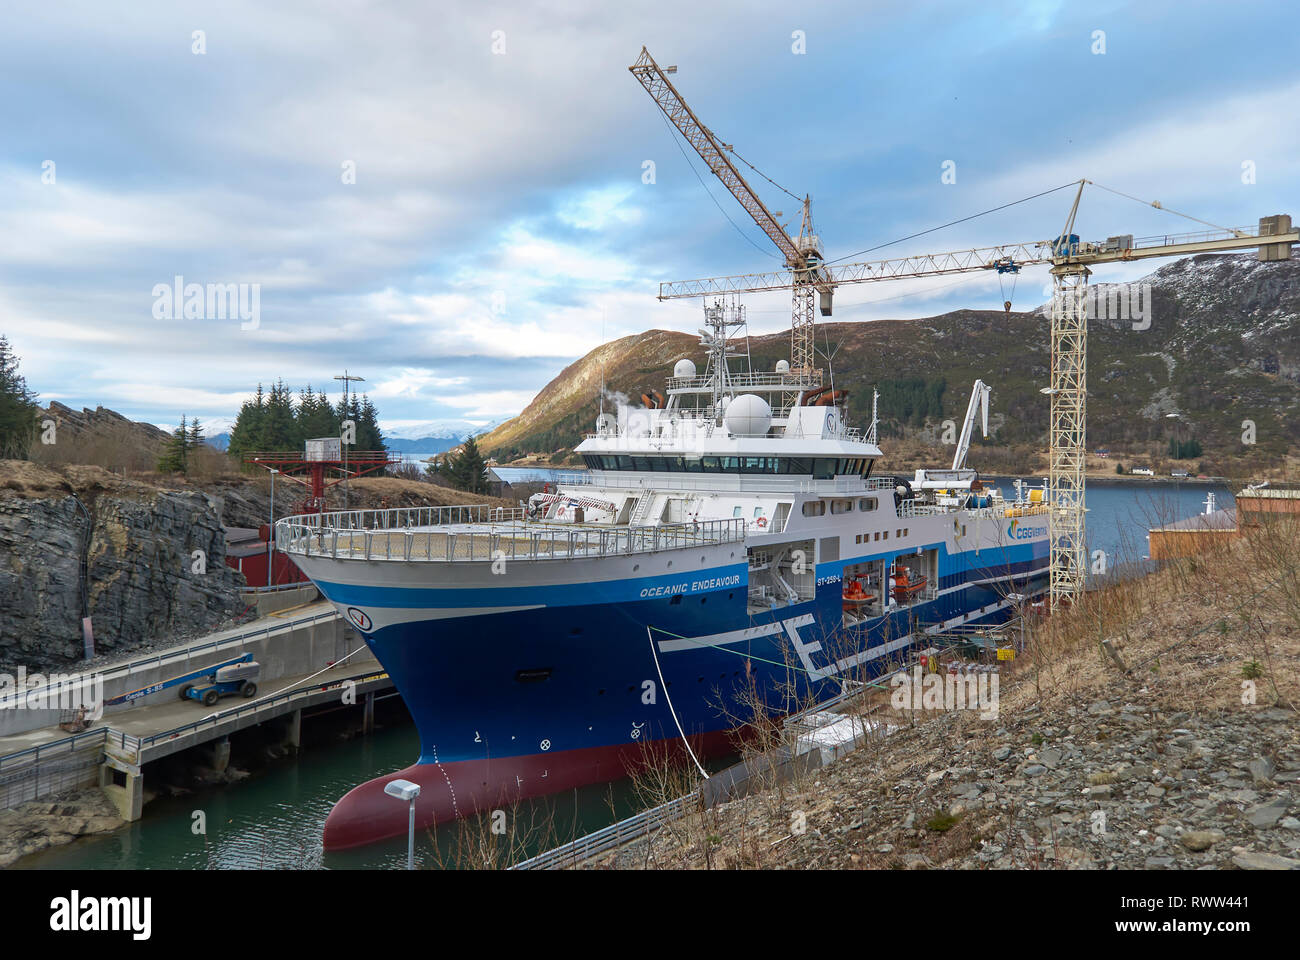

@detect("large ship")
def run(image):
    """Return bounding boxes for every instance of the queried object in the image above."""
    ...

[277,301,1051,849]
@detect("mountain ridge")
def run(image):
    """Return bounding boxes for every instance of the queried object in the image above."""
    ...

[476,253,1300,474]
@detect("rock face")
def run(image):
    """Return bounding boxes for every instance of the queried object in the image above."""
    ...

[0,789,125,868]
[0,462,245,668]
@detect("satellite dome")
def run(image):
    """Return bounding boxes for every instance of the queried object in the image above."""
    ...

[673,358,697,378]
[775,359,790,373]
[724,394,772,437]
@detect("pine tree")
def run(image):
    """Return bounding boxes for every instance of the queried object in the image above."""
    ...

[447,435,488,493]
[226,381,387,468]
[263,380,298,449]
[0,335,39,459]
[356,395,385,452]
[227,384,267,460]
[158,415,190,473]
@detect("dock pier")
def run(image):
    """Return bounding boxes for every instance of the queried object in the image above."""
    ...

[0,594,395,821]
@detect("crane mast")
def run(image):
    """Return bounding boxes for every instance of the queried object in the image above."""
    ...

[629,47,833,376]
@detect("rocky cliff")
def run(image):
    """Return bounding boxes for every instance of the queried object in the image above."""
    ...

[0,462,246,669]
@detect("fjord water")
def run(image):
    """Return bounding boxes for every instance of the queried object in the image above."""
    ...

[1074,478,1234,570]
[21,479,1232,870]
[19,719,651,870]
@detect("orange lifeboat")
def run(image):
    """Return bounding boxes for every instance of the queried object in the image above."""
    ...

[889,564,928,603]
[842,577,871,613]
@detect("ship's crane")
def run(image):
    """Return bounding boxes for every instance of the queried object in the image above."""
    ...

[629,47,834,377]
[911,379,988,493]
[952,379,990,472]
[649,172,1297,608]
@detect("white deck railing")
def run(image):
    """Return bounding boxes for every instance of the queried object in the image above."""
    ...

[275,508,746,563]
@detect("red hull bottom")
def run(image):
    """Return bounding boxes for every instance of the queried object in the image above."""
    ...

[322,731,736,850]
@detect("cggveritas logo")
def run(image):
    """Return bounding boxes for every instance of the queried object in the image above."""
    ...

[50,891,151,941]
[1006,519,1047,540]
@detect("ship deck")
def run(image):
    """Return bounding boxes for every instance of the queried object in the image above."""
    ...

[276,507,746,563]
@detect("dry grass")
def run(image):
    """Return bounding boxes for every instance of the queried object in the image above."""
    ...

[1001,516,1300,718]
[349,476,515,510]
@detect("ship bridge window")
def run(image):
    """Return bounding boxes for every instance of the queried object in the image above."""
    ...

[859,497,877,512]
[579,455,825,474]
[801,500,826,518]
[830,499,853,514]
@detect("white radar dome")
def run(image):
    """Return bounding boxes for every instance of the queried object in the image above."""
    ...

[724,394,772,437]
[775,360,790,373]
[673,358,697,378]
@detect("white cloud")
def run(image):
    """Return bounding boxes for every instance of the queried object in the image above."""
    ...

[557,185,643,231]
[435,389,540,418]
[369,369,470,398]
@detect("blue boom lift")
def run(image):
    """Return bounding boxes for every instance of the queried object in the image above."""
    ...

[105,653,262,708]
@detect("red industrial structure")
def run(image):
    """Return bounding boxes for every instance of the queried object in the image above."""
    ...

[245,438,400,515]
[227,439,402,587]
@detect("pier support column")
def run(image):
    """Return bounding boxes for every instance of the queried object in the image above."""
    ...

[209,736,231,774]
[363,691,375,735]
[99,759,143,822]
[285,709,302,751]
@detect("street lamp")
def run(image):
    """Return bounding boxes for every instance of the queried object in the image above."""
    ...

[268,469,279,588]
[384,778,420,870]
[335,370,366,510]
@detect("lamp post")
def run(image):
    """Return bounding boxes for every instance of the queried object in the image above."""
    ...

[268,469,279,587]
[334,370,366,510]
[384,778,421,870]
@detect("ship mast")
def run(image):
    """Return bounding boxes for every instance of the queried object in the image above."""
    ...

[699,299,746,418]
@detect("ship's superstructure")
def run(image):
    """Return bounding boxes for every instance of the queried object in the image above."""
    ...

[278,301,1051,849]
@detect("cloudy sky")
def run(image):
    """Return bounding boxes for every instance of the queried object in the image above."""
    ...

[3,0,1297,437]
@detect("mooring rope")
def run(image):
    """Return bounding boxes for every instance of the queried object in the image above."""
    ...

[646,626,709,779]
